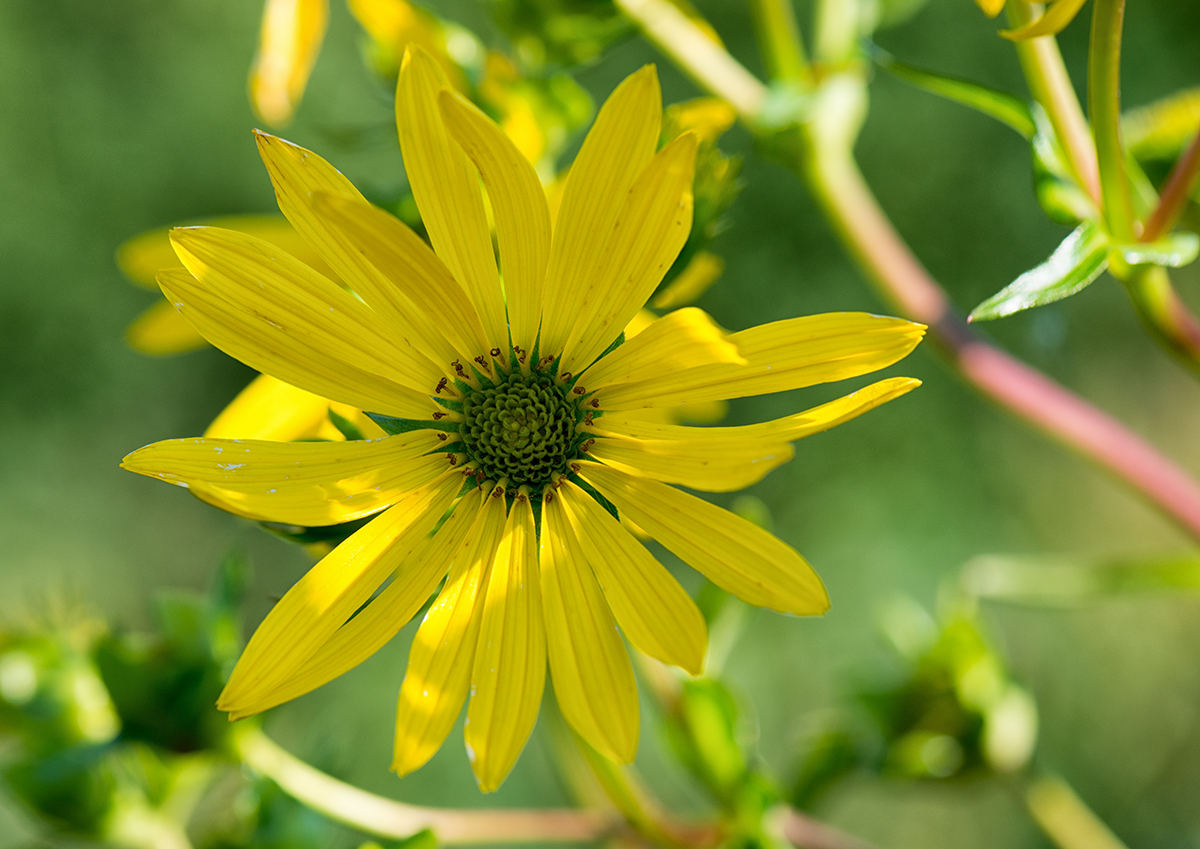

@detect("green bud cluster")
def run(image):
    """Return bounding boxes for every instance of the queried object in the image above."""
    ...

[460,368,578,490]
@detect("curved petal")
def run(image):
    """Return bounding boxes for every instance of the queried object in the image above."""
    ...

[540,66,662,358]
[163,227,445,417]
[250,0,329,126]
[218,471,460,715]
[121,431,458,526]
[593,377,922,443]
[541,488,640,763]
[126,298,208,355]
[466,493,546,792]
[590,313,925,410]
[559,482,706,674]
[118,215,336,290]
[232,487,486,716]
[1001,0,1088,40]
[313,194,490,365]
[204,374,335,441]
[396,47,507,354]
[584,437,793,493]
[579,308,743,392]
[559,134,697,377]
[394,490,508,775]
[578,462,829,616]
[254,132,463,370]
[438,90,551,353]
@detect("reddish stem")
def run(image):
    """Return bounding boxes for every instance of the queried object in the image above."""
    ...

[1142,128,1200,242]
[809,152,1200,541]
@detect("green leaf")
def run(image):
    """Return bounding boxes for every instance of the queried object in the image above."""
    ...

[969,223,1109,321]
[962,553,1200,606]
[869,46,1035,138]
[1030,106,1097,225]
[326,407,364,441]
[1115,231,1199,268]
[1123,87,1200,161]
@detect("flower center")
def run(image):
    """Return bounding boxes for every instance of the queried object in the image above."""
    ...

[459,367,578,491]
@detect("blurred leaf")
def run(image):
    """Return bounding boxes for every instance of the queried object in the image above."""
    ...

[969,222,1109,321]
[1124,87,1200,162]
[790,730,862,810]
[870,47,1035,138]
[873,0,932,29]
[327,406,366,441]
[1031,106,1098,225]
[962,553,1200,606]
[1114,231,1199,267]
[1000,0,1088,40]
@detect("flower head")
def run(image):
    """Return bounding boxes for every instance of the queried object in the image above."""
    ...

[123,49,924,791]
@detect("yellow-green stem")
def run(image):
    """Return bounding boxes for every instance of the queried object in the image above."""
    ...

[234,727,615,844]
[1088,0,1135,238]
[1025,776,1129,849]
[1007,1,1100,203]
[749,0,809,84]
[1120,265,1200,375]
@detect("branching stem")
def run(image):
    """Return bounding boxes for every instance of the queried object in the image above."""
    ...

[617,0,1200,542]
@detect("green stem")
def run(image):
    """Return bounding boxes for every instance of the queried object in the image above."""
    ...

[234,728,616,844]
[1007,1,1100,203]
[617,0,1200,543]
[749,0,809,84]
[1089,0,1135,238]
[814,0,859,67]
[1120,265,1200,374]
[1024,775,1129,849]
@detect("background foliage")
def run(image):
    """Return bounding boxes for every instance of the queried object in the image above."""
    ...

[1,0,1199,845]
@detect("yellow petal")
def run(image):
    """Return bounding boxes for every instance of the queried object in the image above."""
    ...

[313,194,490,365]
[121,431,457,526]
[126,299,208,356]
[578,307,744,392]
[163,228,444,417]
[584,437,794,493]
[541,488,640,763]
[593,377,922,444]
[663,98,737,145]
[975,0,1006,18]
[559,481,706,674]
[591,313,925,410]
[540,66,662,358]
[219,471,460,714]
[650,251,725,310]
[578,462,829,616]
[466,494,546,792]
[118,215,336,290]
[394,490,508,775]
[250,0,329,127]
[1001,0,1088,39]
[253,132,463,370]
[559,134,697,377]
[438,90,552,353]
[396,47,508,354]
[205,374,335,441]
[232,487,487,716]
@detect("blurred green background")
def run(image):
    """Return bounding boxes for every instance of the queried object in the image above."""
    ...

[1,0,1199,845]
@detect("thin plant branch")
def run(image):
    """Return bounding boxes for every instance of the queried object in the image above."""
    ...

[1006,1,1101,204]
[749,0,809,85]
[1142,127,1200,241]
[616,0,1200,542]
[234,728,618,844]
[1088,0,1135,239]
[1024,775,1130,849]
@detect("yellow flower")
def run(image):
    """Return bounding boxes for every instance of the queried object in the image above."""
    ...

[122,50,924,791]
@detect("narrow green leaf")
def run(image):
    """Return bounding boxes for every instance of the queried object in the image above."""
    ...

[869,46,1035,138]
[1030,105,1098,225]
[969,223,1109,321]
[1115,231,1199,268]
[963,553,1200,606]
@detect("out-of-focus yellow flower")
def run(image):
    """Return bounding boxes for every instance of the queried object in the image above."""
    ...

[250,0,329,127]
[205,374,384,442]
[975,0,1006,19]
[117,216,330,356]
[123,53,924,790]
